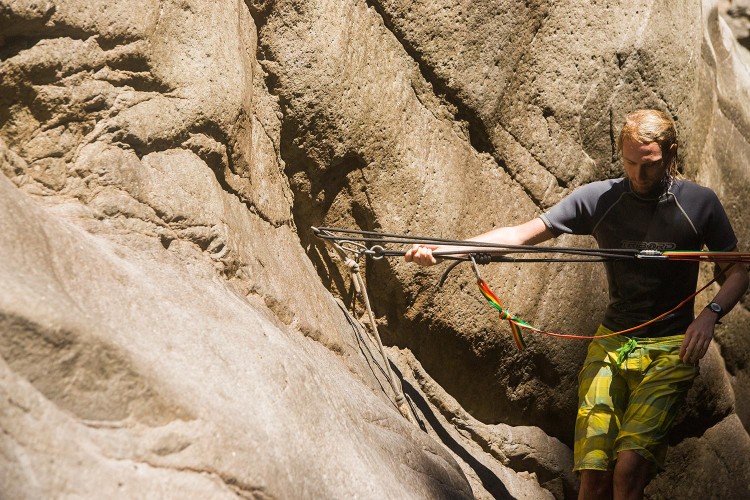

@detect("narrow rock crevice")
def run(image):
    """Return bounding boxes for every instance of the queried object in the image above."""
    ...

[395,367,516,499]
[244,0,277,31]
[366,0,562,209]
[494,123,567,208]
[365,0,495,157]
[0,28,100,61]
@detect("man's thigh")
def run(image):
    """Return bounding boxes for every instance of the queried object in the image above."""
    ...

[574,335,629,471]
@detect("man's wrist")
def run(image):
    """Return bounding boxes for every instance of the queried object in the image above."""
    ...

[705,301,724,324]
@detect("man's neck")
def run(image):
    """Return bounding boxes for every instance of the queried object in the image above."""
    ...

[628,176,672,200]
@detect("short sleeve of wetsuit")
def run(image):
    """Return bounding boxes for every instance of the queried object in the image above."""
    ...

[687,186,738,251]
[539,180,617,236]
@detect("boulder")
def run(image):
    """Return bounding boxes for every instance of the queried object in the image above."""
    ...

[1,0,749,498]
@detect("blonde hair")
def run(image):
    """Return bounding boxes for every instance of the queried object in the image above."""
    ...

[617,109,680,178]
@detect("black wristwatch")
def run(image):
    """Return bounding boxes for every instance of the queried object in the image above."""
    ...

[706,302,724,324]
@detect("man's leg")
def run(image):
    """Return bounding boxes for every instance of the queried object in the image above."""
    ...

[574,330,629,498]
[613,450,651,500]
[578,469,613,500]
[610,336,697,499]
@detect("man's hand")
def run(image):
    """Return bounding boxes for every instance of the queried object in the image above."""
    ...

[404,244,440,266]
[680,254,750,365]
[679,310,717,364]
[403,219,555,267]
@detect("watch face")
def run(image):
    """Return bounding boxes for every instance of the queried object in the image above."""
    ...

[709,302,723,314]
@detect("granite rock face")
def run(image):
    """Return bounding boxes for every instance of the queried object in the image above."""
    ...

[0,1,471,498]
[721,0,750,52]
[1,0,749,498]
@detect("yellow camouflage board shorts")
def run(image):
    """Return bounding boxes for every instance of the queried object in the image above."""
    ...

[574,325,698,471]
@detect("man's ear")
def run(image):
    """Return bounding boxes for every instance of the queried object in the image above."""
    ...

[663,142,677,161]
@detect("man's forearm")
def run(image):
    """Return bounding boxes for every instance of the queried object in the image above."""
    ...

[443,218,554,254]
[473,218,554,245]
[708,262,749,318]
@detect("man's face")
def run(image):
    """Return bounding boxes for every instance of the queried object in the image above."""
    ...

[621,138,669,195]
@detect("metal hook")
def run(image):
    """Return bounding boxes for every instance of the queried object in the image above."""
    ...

[338,240,369,257]
[368,245,386,260]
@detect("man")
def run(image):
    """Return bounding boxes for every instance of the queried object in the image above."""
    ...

[405,109,749,499]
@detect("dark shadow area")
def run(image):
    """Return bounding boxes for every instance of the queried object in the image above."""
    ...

[369,253,581,445]
[335,300,401,415]
[669,371,733,444]
[392,364,516,500]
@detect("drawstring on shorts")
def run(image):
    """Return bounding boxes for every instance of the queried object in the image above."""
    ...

[616,337,639,365]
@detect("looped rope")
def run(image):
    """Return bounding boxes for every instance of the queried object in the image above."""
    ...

[472,261,733,349]
[324,236,417,423]
[313,226,746,351]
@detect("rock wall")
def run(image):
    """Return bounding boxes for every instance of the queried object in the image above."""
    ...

[721,0,750,52]
[1,0,748,498]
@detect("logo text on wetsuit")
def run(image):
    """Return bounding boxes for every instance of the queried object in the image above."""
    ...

[621,240,677,251]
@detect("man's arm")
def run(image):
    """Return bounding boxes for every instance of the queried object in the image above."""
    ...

[680,249,750,364]
[404,217,555,266]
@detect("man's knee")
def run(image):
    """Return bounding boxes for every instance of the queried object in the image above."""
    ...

[578,469,612,500]
[613,450,652,494]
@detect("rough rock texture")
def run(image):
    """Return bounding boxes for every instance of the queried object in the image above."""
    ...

[720,0,750,52]
[0,1,471,498]
[389,348,577,500]
[1,0,749,499]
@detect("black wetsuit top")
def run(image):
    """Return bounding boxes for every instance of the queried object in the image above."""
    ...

[540,178,737,337]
